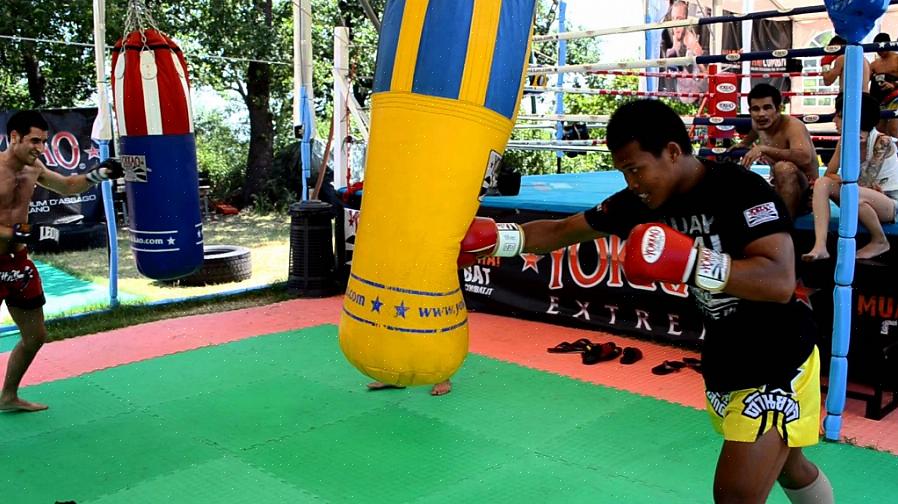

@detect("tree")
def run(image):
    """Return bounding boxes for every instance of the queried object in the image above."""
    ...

[0,0,126,109]
[157,0,293,207]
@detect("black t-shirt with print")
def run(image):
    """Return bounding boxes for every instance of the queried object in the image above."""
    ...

[583,158,817,392]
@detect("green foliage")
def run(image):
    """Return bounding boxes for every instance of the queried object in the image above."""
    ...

[0,0,127,108]
[194,110,248,202]
[0,73,29,110]
[507,68,703,176]
[1,0,707,205]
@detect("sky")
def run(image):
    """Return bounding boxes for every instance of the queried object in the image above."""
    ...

[564,0,645,62]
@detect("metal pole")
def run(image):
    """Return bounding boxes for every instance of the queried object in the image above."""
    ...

[358,0,381,33]
[740,0,752,113]
[295,0,315,200]
[93,0,119,307]
[334,27,350,189]
[555,0,567,174]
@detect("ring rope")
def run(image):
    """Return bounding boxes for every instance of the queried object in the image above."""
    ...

[528,41,898,75]
[516,112,898,127]
[531,0,898,43]
[524,86,839,98]
[568,69,826,79]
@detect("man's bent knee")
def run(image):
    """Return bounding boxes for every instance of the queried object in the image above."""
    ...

[772,162,801,184]
[814,175,835,190]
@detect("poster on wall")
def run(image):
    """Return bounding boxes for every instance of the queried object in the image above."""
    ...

[657,1,712,104]
[721,17,797,97]
[0,108,106,224]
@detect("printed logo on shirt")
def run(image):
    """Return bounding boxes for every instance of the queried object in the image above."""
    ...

[707,390,730,417]
[740,388,800,424]
[743,202,779,227]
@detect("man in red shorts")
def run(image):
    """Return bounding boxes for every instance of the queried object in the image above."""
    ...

[0,110,122,412]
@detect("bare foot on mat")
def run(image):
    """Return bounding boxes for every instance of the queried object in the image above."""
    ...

[0,397,48,412]
[430,380,452,396]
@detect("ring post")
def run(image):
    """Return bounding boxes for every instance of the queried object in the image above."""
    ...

[822,0,890,441]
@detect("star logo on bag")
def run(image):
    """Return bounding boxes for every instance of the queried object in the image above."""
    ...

[371,297,383,313]
[794,280,816,310]
[348,211,360,228]
[394,301,409,318]
[521,253,542,273]
[84,145,101,160]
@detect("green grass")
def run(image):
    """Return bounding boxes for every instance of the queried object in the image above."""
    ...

[0,212,306,343]
[32,212,291,303]
[41,284,299,343]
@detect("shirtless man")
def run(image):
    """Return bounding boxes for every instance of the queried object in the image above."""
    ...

[732,83,818,218]
[0,110,122,412]
[870,32,898,137]
[821,35,871,92]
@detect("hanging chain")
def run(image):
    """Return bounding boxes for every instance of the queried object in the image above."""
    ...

[123,0,162,49]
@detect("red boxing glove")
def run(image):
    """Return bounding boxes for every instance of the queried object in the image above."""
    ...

[623,223,731,292]
[457,217,525,269]
[820,54,837,68]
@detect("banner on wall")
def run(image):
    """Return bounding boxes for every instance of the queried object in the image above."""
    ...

[657,1,712,104]
[721,17,797,96]
[460,237,707,343]
[0,108,106,224]
[340,205,706,343]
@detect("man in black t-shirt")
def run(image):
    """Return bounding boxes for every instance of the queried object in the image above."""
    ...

[459,100,832,503]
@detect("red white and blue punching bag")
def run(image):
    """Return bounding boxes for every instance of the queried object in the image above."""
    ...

[111,29,203,280]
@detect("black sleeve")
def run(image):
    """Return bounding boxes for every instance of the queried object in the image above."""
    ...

[582,189,649,238]
[720,168,793,255]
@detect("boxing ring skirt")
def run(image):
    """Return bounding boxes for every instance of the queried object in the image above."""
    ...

[338,169,898,417]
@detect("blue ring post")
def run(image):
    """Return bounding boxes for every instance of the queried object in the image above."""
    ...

[554,0,567,170]
[823,42,863,441]
[300,86,313,201]
[643,1,658,94]
[98,140,119,308]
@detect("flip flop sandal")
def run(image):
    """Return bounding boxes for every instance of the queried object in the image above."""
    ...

[682,357,703,374]
[582,342,621,365]
[620,347,643,365]
[651,360,686,375]
[547,338,593,354]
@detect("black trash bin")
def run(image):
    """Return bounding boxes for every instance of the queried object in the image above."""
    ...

[288,200,339,297]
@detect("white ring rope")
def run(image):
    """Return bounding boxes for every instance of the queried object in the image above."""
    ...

[532,17,701,43]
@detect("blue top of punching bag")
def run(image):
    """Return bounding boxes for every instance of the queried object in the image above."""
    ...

[825,0,889,43]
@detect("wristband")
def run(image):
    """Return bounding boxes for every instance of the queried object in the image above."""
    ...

[693,246,731,293]
[85,168,108,185]
[494,223,525,257]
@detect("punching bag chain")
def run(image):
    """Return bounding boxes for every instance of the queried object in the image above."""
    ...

[123,0,161,49]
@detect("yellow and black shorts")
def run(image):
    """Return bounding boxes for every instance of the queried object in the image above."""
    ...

[705,346,820,447]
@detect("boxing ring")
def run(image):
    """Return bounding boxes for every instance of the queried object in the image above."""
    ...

[335,0,898,433]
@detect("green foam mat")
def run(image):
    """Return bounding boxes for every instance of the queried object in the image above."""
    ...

[1,324,895,503]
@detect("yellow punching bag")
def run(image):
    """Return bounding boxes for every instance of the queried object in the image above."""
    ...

[339,0,537,386]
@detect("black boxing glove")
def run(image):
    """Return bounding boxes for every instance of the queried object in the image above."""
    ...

[11,223,36,245]
[85,158,124,184]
